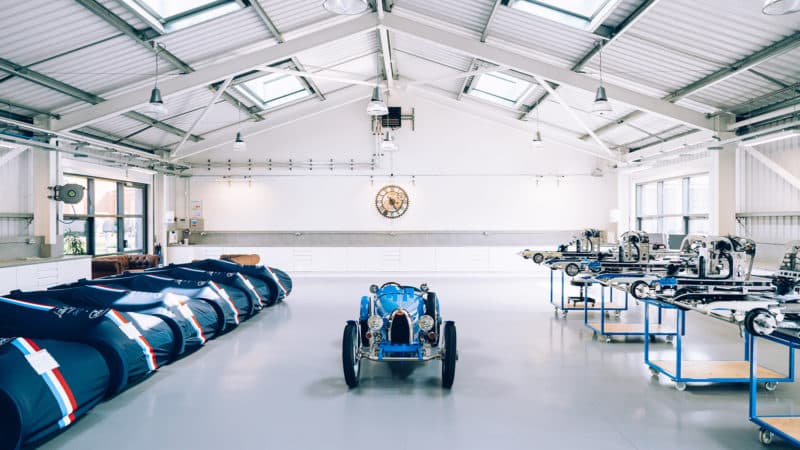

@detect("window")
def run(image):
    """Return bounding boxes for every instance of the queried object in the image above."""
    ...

[62,175,147,256]
[635,174,709,236]
[468,71,533,108]
[122,0,241,33]
[234,62,315,112]
[241,73,311,110]
[509,0,613,29]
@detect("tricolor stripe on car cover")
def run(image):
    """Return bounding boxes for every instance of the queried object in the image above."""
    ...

[209,281,240,325]
[237,273,264,307]
[11,338,78,428]
[266,267,288,297]
[0,297,54,312]
[172,300,207,345]
[104,310,158,372]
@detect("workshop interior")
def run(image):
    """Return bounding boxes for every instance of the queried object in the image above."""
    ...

[0,0,799,449]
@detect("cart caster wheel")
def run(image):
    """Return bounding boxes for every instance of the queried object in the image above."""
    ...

[675,382,687,391]
[554,309,559,318]
[765,382,778,392]
[665,335,674,343]
[604,336,612,344]
[592,331,598,339]
[561,311,568,318]
[650,368,659,377]
[759,428,774,445]
[615,311,622,318]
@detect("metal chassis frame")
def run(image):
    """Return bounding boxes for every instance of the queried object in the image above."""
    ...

[643,297,794,387]
[585,283,676,341]
[549,270,628,315]
[749,332,800,447]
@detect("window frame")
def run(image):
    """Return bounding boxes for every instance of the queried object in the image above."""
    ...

[635,173,709,236]
[466,69,537,109]
[233,61,316,112]
[62,174,148,256]
[509,0,614,28]
[120,0,242,33]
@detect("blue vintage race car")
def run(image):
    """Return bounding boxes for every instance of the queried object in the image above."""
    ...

[342,282,457,388]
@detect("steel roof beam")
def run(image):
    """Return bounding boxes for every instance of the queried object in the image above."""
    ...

[75,0,263,124]
[581,29,800,139]
[0,99,60,119]
[382,14,712,130]
[481,1,502,43]
[53,14,380,132]
[519,0,661,121]
[173,84,374,162]
[247,0,286,43]
[0,57,203,143]
[665,30,800,102]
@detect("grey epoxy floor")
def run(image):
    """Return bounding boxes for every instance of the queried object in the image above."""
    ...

[41,272,800,450]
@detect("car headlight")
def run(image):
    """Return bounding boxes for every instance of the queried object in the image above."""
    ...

[367,315,383,331]
[418,315,435,332]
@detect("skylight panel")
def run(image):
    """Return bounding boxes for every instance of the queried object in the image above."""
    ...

[509,0,612,28]
[468,72,533,108]
[123,0,241,32]
[240,73,312,110]
[139,0,222,20]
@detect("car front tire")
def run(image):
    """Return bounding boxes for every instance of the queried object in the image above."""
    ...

[442,321,457,389]
[342,321,361,388]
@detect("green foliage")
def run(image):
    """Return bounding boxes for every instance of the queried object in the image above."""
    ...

[64,231,86,255]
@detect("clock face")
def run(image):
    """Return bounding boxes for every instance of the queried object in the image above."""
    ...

[375,185,409,219]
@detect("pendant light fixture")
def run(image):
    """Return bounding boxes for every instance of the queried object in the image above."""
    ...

[762,0,800,14]
[232,99,247,152]
[323,0,368,15]
[531,104,544,148]
[367,86,388,116]
[233,131,246,152]
[592,42,612,116]
[380,131,398,152]
[144,43,168,117]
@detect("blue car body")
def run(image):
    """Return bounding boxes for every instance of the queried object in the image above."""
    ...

[359,285,439,360]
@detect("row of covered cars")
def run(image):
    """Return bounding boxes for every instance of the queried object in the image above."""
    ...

[0,258,291,450]
[521,230,800,338]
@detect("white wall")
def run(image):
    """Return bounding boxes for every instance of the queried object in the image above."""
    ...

[177,92,615,232]
[736,133,800,264]
[0,147,33,238]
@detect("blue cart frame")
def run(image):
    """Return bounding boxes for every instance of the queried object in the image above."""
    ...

[749,332,800,446]
[585,283,676,342]
[643,297,793,391]
[549,270,628,318]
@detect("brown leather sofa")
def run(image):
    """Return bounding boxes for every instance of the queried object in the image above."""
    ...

[92,254,160,279]
[220,254,261,266]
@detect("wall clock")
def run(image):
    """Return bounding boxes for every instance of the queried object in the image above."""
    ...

[375,185,409,219]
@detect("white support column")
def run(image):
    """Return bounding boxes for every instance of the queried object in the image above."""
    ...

[710,135,737,236]
[32,147,61,257]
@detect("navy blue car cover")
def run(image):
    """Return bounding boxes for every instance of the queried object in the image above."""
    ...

[170,259,287,306]
[141,267,261,319]
[0,338,110,450]
[0,295,171,395]
[269,266,293,297]
[63,274,239,333]
[29,285,213,356]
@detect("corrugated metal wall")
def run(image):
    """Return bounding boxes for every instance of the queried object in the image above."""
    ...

[0,148,34,239]
[736,129,800,263]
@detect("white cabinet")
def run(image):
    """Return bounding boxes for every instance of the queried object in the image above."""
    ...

[0,258,91,295]
[166,246,196,264]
